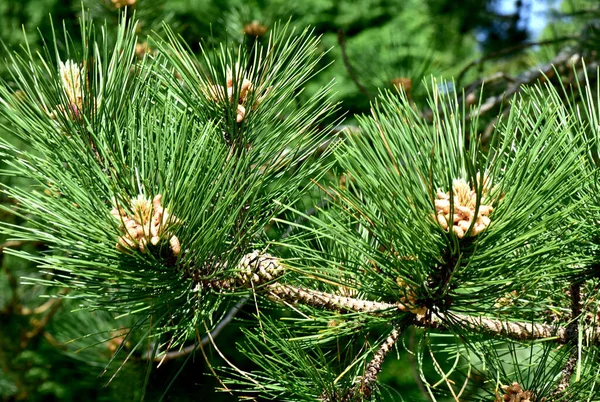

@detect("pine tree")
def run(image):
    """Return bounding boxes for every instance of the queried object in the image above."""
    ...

[2,5,600,402]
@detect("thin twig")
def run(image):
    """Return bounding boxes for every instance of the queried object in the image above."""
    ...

[357,327,401,399]
[1,240,44,316]
[21,295,66,348]
[470,48,579,119]
[151,297,247,362]
[456,36,577,86]
[552,352,578,396]
[0,240,30,252]
[337,30,370,98]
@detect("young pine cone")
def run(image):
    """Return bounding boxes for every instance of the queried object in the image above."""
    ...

[49,60,86,120]
[205,64,268,123]
[111,194,181,257]
[495,382,539,402]
[434,177,494,238]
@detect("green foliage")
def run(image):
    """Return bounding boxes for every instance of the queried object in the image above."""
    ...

[3,1,600,402]
[0,10,337,399]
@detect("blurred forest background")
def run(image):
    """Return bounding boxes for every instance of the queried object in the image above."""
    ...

[1,0,599,401]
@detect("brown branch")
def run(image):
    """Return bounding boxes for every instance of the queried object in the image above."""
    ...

[266,283,398,313]
[552,352,578,397]
[456,36,577,86]
[422,310,599,345]
[337,30,370,99]
[0,240,30,252]
[356,327,400,399]
[21,296,65,348]
[1,240,39,315]
[230,252,600,346]
[422,45,598,128]
[550,282,582,397]
[469,48,580,120]
[323,327,401,402]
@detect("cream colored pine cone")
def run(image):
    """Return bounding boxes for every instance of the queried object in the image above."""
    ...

[111,194,181,257]
[434,176,494,238]
[204,64,268,123]
[495,382,537,402]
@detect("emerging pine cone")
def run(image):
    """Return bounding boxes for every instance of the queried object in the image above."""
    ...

[434,175,494,238]
[111,0,136,8]
[236,251,284,287]
[110,194,181,257]
[391,77,412,99]
[243,21,268,37]
[135,41,152,58]
[495,382,539,402]
[205,64,268,123]
[49,60,86,120]
[396,277,426,315]
[106,329,130,355]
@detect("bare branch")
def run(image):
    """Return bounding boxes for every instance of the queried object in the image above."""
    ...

[226,252,600,347]
[21,296,65,348]
[457,36,577,86]
[550,281,582,396]
[266,283,399,312]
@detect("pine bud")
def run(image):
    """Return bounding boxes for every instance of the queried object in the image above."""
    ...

[433,174,495,238]
[495,382,539,402]
[204,64,268,123]
[111,194,181,258]
[243,21,268,37]
[111,0,136,8]
[49,60,86,120]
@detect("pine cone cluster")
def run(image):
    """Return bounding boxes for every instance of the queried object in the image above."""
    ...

[206,64,267,123]
[495,382,536,402]
[110,194,181,256]
[434,177,493,238]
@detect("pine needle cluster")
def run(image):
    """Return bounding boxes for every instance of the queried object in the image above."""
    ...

[2,11,600,402]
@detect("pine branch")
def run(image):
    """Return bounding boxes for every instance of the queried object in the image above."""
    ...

[231,253,600,344]
[456,35,577,86]
[468,47,579,119]
[21,295,65,348]
[265,283,397,313]
[321,327,401,402]
[355,327,400,400]
[422,312,594,345]
[0,240,42,316]
[551,352,578,397]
